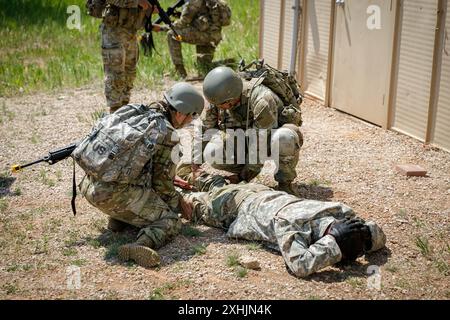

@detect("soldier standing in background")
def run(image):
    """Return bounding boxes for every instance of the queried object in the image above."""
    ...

[100,0,157,113]
[160,0,231,78]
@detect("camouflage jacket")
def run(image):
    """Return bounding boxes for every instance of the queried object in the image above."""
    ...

[103,0,147,30]
[201,79,283,132]
[174,0,224,32]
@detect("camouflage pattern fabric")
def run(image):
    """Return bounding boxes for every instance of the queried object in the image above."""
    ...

[101,1,147,112]
[201,80,302,184]
[168,0,225,74]
[182,182,386,277]
[79,102,182,249]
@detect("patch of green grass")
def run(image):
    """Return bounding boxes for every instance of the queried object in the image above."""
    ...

[412,217,426,229]
[34,235,49,254]
[235,266,248,278]
[39,169,56,187]
[246,242,262,251]
[182,225,203,238]
[385,264,399,273]
[90,109,106,124]
[87,238,101,249]
[3,283,18,295]
[30,132,40,144]
[309,179,322,187]
[226,252,240,267]
[307,295,322,300]
[0,198,8,213]
[1,103,15,121]
[191,244,207,255]
[13,187,22,196]
[6,264,21,272]
[63,247,78,257]
[149,280,190,300]
[415,236,432,257]
[71,259,87,267]
[0,0,259,97]
[434,258,449,276]
[347,277,364,288]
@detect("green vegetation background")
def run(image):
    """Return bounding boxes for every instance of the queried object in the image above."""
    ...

[0,0,259,97]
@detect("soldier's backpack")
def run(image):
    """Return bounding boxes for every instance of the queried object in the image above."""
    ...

[72,104,167,184]
[207,0,232,27]
[239,59,304,127]
[86,0,106,18]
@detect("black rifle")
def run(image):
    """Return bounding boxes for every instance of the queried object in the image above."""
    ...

[11,143,78,173]
[153,0,185,24]
[12,143,79,215]
[140,0,183,56]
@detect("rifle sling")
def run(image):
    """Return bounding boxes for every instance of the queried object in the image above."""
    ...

[71,159,77,216]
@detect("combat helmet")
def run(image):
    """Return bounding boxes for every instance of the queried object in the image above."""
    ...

[164,82,205,115]
[203,66,243,105]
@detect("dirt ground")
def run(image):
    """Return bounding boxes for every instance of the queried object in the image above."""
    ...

[0,83,449,300]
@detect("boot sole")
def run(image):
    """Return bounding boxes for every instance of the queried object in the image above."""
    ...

[118,245,161,268]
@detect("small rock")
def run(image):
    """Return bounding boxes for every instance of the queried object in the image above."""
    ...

[238,256,260,270]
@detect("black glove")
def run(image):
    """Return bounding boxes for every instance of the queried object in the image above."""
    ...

[328,218,371,262]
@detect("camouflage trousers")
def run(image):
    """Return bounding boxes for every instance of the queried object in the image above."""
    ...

[167,28,222,74]
[101,24,139,113]
[79,175,181,249]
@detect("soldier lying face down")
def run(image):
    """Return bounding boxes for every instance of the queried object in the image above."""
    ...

[176,173,386,278]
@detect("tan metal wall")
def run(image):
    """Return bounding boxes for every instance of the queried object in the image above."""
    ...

[301,0,333,100]
[391,0,439,141]
[280,0,296,70]
[260,0,283,67]
[331,0,396,127]
[433,2,450,151]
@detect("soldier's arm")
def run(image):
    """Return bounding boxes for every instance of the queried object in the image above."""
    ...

[174,0,203,27]
[251,89,279,129]
[201,104,219,131]
[275,220,342,278]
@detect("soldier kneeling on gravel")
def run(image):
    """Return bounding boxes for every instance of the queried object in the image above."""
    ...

[74,83,204,268]
[175,173,387,278]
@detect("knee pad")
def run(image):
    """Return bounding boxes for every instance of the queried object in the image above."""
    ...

[271,126,302,157]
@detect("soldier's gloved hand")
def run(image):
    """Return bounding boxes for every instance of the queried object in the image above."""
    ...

[327,218,369,262]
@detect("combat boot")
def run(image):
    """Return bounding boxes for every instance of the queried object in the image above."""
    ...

[107,217,128,232]
[117,235,161,268]
[277,181,296,195]
[174,64,187,79]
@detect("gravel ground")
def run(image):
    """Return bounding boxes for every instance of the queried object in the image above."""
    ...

[0,83,449,300]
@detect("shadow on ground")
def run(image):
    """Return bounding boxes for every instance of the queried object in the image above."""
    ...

[294,183,334,201]
[0,173,17,198]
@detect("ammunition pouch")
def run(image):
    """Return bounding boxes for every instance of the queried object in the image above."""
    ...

[278,104,303,127]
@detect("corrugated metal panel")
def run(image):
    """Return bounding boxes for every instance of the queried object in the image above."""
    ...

[280,0,296,71]
[392,0,438,141]
[303,0,332,100]
[433,6,450,151]
[261,1,282,67]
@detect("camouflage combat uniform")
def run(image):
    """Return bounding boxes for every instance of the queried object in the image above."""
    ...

[167,0,225,76]
[200,80,303,184]
[101,0,147,112]
[79,102,182,249]
[180,178,386,278]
